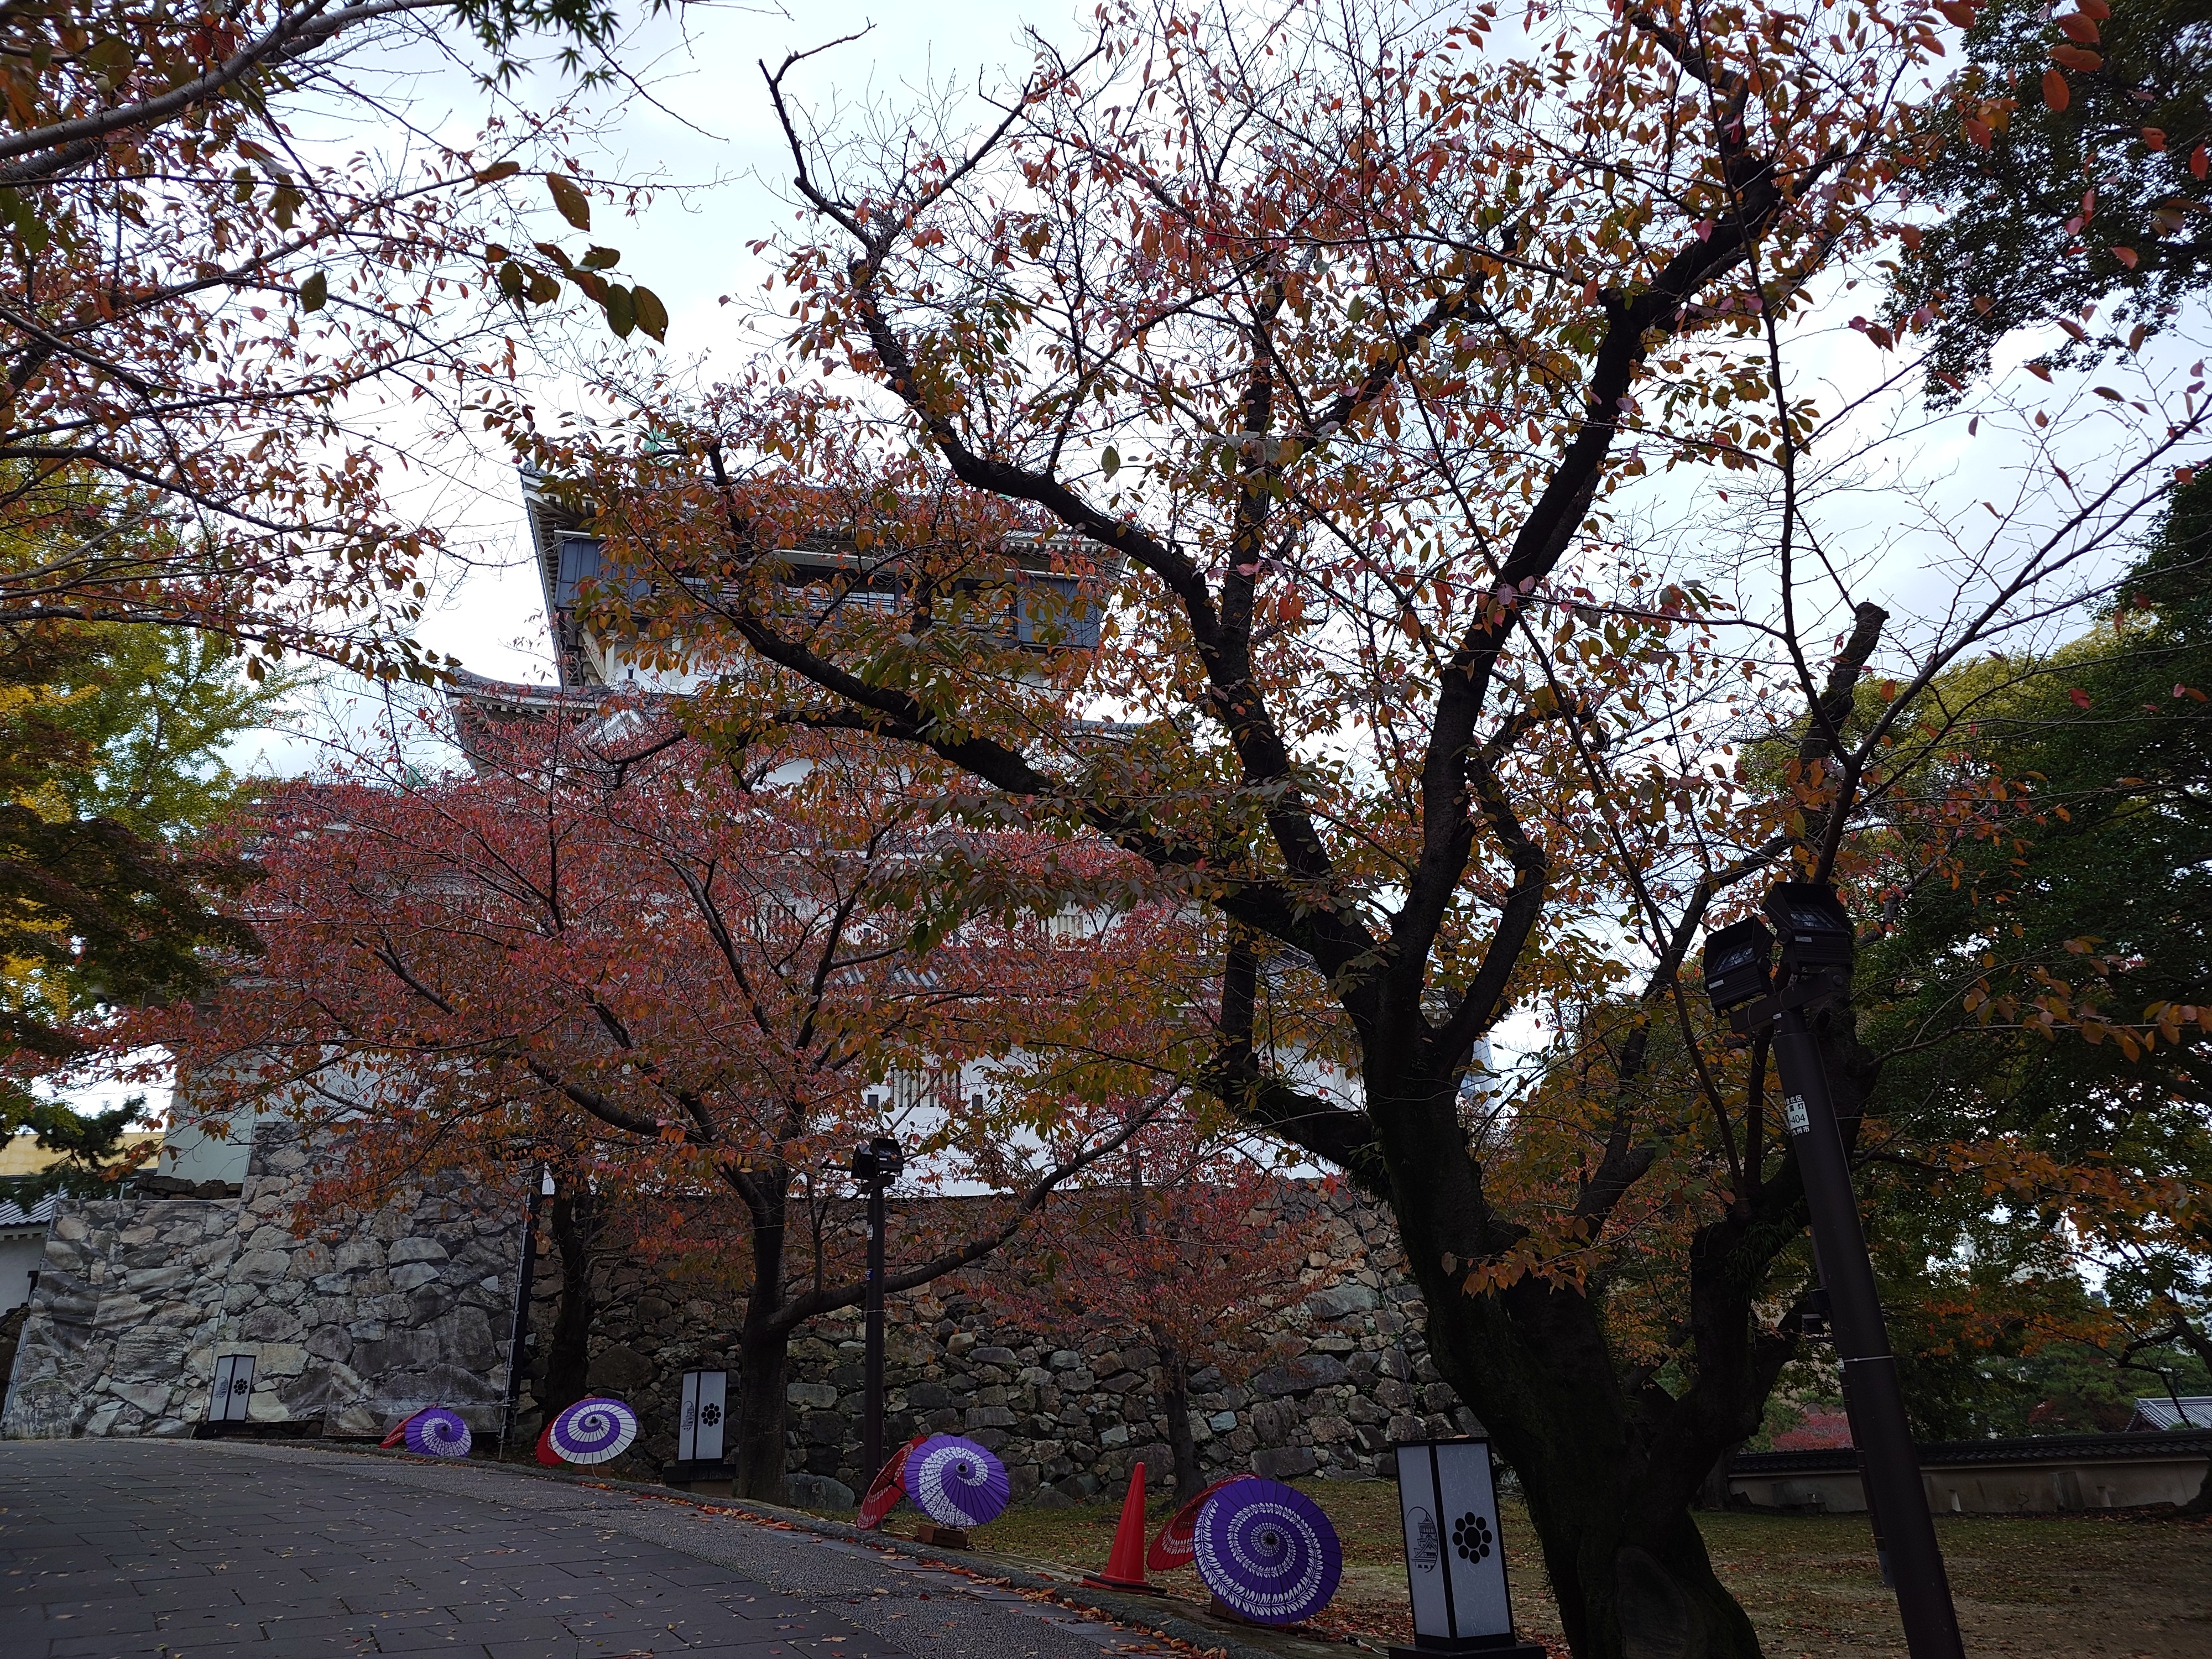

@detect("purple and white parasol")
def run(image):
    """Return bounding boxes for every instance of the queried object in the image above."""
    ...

[1192,1479,1342,1625]
[548,1396,638,1465]
[404,1407,473,1459]
[907,1434,1010,1528]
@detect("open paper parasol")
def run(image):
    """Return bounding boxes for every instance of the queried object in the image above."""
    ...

[856,1434,925,1531]
[404,1407,472,1459]
[1149,1473,1259,1571]
[1192,1478,1342,1625]
[547,1396,638,1464]
[907,1435,1010,1528]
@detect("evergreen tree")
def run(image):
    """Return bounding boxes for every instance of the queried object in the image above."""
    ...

[1863,477,2212,1412]
[0,512,281,1192]
[1892,0,2212,392]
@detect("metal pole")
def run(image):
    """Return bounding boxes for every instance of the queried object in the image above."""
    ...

[862,1177,887,1490]
[499,1167,551,1462]
[1771,1006,1964,1659]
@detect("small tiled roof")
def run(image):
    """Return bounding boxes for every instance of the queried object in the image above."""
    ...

[0,1190,58,1228]
[2131,1396,2212,1431]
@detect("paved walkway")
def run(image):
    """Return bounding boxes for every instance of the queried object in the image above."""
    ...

[0,1441,1182,1659]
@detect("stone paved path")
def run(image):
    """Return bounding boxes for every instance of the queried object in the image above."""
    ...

[0,1441,1184,1659]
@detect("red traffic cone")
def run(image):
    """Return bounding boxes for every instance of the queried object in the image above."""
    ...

[1083,1460,1161,1594]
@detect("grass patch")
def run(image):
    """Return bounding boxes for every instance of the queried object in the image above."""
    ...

[848,1480,2212,1657]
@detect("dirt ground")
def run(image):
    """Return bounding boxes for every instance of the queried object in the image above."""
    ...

[864,1479,2212,1658]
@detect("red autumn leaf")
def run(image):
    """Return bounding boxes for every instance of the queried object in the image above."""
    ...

[2043,68,2070,112]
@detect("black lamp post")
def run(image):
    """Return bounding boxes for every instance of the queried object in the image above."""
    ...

[498,1165,556,1461]
[1702,883,1964,1659]
[849,1131,904,1491]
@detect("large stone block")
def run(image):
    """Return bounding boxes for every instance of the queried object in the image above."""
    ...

[233,1250,290,1285]
[1253,1444,1319,1479]
[108,1324,184,1379]
[1251,1353,1353,1397]
[787,1381,838,1409]
[406,1285,455,1322]
[255,1343,310,1378]
[388,1238,451,1266]
[785,1473,855,1509]
[239,1306,304,1344]
[373,1361,505,1413]
[326,1400,382,1439]
[430,1306,498,1370]
[586,1343,654,1394]
[90,1294,150,1332]
[333,1238,385,1273]
[388,1263,443,1293]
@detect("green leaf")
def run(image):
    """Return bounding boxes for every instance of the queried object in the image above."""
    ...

[5,192,48,257]
[82,35,133,81]
[299,270,327,312]
[631,285,669,343]
[545,171,591,231]
[1101,445,1121,480]
[603,283,635,339]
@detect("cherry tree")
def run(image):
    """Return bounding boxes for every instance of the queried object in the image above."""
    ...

[155,700,1186,1497]
[490,1,2207,1649]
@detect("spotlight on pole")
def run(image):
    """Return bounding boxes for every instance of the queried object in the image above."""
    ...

[849,1131,903,1494]
[1700,883,1964,1659]
[1699,916,1773,1014]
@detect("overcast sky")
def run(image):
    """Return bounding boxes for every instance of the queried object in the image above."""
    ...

[248,0,2203,777]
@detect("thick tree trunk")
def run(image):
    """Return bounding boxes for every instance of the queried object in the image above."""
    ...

[1422,1276,1765,1659]
[1157,1335,1203,1499]
[541,1184,597,1422]
[733,1317,794,1503]
[731,1173,795,1504]
[1360,1014,1854,1659]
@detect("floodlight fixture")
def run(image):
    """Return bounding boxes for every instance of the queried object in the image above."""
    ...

[851,1130,904,1490]
[1701,917,1775,1014]
[851,1133,904,1188]
[1761,881,1856,983]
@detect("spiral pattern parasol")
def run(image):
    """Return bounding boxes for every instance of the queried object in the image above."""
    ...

[404,1407,472,1459]
[1192,1478,1342,1625]
[547,1396,638,1464]
[907,1434,1010,1528]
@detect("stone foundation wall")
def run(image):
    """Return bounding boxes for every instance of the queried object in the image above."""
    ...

[1,1119,526,1440]
[2,1138,1474,1496]
[550,1181,1473,1503]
